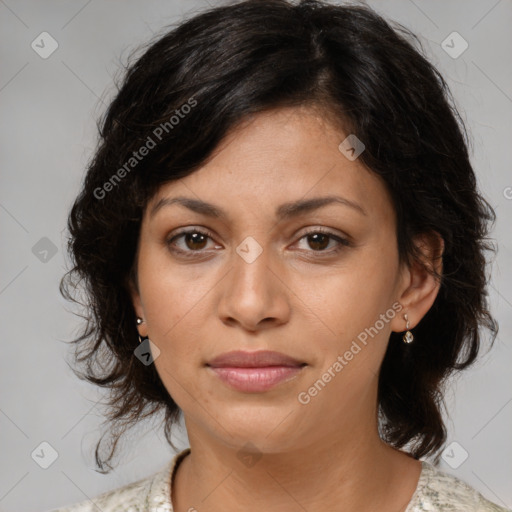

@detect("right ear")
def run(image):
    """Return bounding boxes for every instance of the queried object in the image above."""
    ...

[126,274,147,338]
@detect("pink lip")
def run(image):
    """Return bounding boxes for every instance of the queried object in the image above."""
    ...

[208,366,305,392]
[207,350,305,368]
[206,350,307,392]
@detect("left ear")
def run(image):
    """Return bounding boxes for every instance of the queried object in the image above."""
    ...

[392,230,444,332]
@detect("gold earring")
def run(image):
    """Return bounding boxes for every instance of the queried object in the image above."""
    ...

[402,313,414,344]
[136,317,145,343]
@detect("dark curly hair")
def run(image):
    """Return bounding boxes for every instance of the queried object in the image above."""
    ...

[60,0,498,472]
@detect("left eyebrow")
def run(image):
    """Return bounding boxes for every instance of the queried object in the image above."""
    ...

[149,194,367,220]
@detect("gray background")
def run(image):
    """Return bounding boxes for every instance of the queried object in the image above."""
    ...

[1,1,511,511]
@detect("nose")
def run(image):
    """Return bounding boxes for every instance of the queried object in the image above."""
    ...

[217,242,291,332]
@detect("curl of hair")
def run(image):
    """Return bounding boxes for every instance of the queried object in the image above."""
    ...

[60,0,498,472]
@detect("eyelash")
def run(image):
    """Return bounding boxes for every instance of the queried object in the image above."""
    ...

[166,227,351,259]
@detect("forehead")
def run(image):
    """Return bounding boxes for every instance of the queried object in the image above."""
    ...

[145,106,394,224]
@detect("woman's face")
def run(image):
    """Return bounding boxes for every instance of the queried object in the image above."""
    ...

[131,106,413,453]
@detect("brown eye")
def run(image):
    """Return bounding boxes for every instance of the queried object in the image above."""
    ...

[167,228,217,256]
[306,232,330,251]
[183,231,208,250]
[296,229,350,254]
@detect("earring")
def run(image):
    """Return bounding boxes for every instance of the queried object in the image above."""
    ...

[402,313,414,344]
[136,317,145,343]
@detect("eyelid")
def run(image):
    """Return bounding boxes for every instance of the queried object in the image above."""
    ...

[295,225,349,240]
[166,225,352,257]
[166,226,219,250]
[293,228,352,253]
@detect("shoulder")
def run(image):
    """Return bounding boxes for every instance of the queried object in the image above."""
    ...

[48,448,191,512]
[406,461,511,512]
[48,473,156,512]
[47,467,166,512]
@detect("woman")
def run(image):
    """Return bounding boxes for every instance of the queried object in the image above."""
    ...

[52,0,510,510]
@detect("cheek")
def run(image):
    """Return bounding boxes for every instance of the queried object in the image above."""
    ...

[324,249,397,317]
[150,310,219,417]
[137,243,213,338]
[312,241,399,362]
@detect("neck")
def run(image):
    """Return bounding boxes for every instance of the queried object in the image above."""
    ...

[172,414,421,512]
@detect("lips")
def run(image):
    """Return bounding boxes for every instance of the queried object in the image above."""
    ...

[206,350,306,368]
[206,350,307,392]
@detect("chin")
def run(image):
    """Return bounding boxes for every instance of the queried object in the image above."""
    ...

[211,407,304,451]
